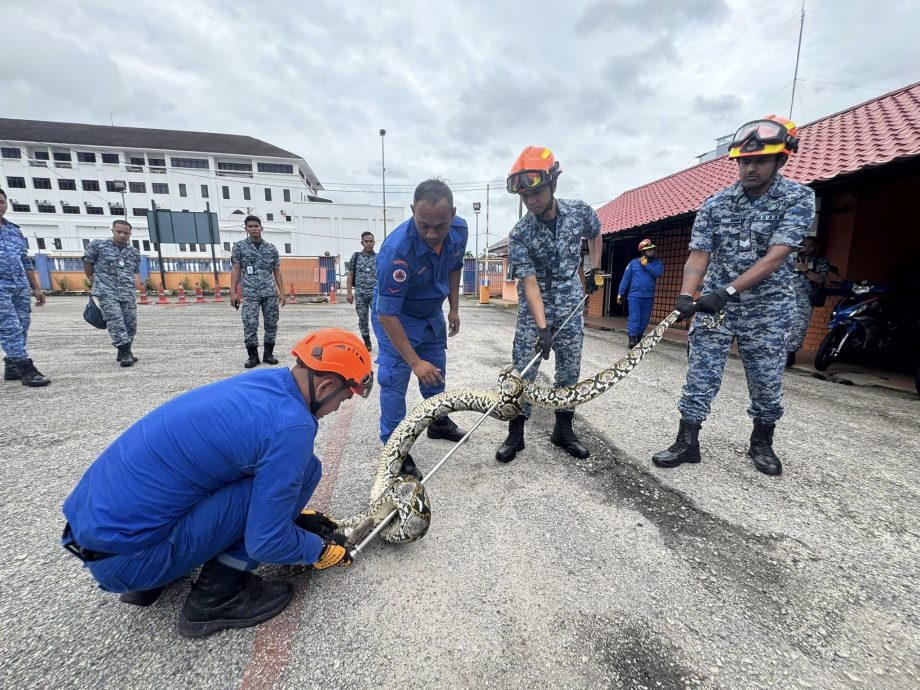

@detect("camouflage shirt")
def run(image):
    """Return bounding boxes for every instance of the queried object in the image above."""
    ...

[348,250,377,291]
[793,254,830,302]
[0,219,33,289]
[231,237,280,297]
[83,239,140,299]
[509,197,601,293]
[690,174,815,305]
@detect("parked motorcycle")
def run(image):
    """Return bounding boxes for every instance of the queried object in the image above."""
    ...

[815,280,920,394]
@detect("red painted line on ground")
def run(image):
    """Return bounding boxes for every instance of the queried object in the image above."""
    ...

[239,397,357,690]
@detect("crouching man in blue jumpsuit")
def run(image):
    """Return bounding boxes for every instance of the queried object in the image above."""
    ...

[372,179,469,481]
[617,238,664,349]
[652,115,815,477]
[61,328,373,638]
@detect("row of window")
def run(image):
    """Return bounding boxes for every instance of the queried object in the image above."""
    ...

[23,237,293,255]
[2,147,296,176]
[6,176,292,204]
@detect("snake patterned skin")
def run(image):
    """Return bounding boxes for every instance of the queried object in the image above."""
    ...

[337,309,722,544]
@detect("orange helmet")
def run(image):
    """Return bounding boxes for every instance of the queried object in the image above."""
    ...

[291,328,373,399]
[506,146,562,194]
[729,115,799,159]
[638,239,656,252]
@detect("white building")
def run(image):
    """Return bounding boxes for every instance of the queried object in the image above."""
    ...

[0,118,404,269]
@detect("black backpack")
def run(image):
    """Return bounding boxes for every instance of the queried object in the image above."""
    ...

[83,295,107,329]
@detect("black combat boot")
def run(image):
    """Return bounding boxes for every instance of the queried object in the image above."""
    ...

[363,336,373,352]
[117,343,137,367]
[399,454,424,481]
[652,419,701,468]
[550,410,590,459]
[628,336,639,349]
[4,357,21,381]
[177,560,293,638]
[119,585,168,607]
[786,351,796,368]
[244,345,260,369]
[427,415,467,442]
[748,420,782,476]
[495,415,526,463]
[262,342,278,365]
[13,359,50,387]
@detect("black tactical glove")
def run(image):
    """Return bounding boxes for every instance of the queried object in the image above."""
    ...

[695,287,731,314]
[536,326,552,360]
[295,509,338,539]
[584,268,600,295]
[674,294,696,321]
[312,533,353,570]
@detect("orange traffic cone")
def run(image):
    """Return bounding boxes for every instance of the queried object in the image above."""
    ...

[287,283,297,304]
[177,287,188,304]
[329,284,336,304]
[156,286,168,305]
[139,286,150,305]
[213,285,224,303]
[195,283,205,303]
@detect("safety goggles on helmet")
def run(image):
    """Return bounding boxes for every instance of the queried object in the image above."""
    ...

[730,119,789,149]
[506,169,553,194]
[347,371,374,398]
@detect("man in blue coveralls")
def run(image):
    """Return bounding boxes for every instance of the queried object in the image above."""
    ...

[61,329,373,638]
[617,238,664,349]
[372,179,469,481]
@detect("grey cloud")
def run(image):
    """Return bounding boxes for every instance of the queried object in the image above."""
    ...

[692,94,742,116]
[575,0,728,34]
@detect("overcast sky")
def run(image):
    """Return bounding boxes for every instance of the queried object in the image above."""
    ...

[3,0,918,243]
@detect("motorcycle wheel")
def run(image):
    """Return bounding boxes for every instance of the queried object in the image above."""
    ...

[815,326,846,371]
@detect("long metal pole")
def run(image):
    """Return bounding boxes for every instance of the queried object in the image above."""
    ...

[351,288,598,556]
[474,211,479,293]
[789,0,806,119]
[206,201,219,290]
[380,129,387,238]
[150,199,167,290]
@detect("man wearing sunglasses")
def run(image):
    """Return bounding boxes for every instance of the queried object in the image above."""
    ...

[653,115,815,477]
[61,328,371,637]
[497,146,603,463]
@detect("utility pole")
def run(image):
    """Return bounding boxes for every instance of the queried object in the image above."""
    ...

[380,129,387,238]
[789,0,806,119]
[473,202,481,293]
[206,201,220,290]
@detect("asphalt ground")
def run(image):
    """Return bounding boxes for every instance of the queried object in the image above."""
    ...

[1,296,918,690]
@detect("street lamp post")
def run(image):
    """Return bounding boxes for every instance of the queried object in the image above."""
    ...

[473,202,481,297]
[112,179,127,220]
[380,129,387,238]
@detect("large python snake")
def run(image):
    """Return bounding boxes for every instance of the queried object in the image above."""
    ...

[336,309,722,545]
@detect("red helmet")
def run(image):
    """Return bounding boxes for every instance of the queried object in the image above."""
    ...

[638,239,656,252]
[506,146,562,194]
[291,329,373,398]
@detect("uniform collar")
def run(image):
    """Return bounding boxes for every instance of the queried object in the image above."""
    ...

[730,173,787,201]
[409,217,459,258]
[1,218,20,230]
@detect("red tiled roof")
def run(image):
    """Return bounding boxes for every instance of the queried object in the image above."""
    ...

[598,81,920,234]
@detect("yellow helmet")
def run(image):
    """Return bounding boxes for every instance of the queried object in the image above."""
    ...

[728,115,799,159]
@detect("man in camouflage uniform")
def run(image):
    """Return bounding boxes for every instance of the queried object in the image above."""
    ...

[346,231,377,351]
[496,146,603,463]
[84,220,142,367]
[230,216,285,369]
[0,188,50,386]
[787,235,829,367]
[653,115,815,477]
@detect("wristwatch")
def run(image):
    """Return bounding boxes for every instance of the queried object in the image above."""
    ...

[724,285,737,297]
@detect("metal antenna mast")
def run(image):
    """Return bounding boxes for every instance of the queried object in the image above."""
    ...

[789,0,806,118]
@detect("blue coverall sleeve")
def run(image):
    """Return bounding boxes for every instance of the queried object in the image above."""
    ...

[644,259,664,279]
[618,262,633,296]
[82,240,99,265]
[230,242,242,266]
[374,243,413,316]
[244,425,325,565]
[20,235,34,271]
[509,227,535,280]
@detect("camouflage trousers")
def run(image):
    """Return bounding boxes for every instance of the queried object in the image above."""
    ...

[242,293,279,346]
[512,296,584,418]
[0,285,31,360]
[678,302,791,425]
[787,289,813,352]
[98,296,137,348]
[354,288,373,341]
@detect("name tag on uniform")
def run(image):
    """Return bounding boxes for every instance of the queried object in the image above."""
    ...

[755,213,782,222]
[119,260,125,267]
[246,265,254,275]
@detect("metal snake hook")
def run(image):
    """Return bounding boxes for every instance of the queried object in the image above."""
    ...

[350,282,605,557]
